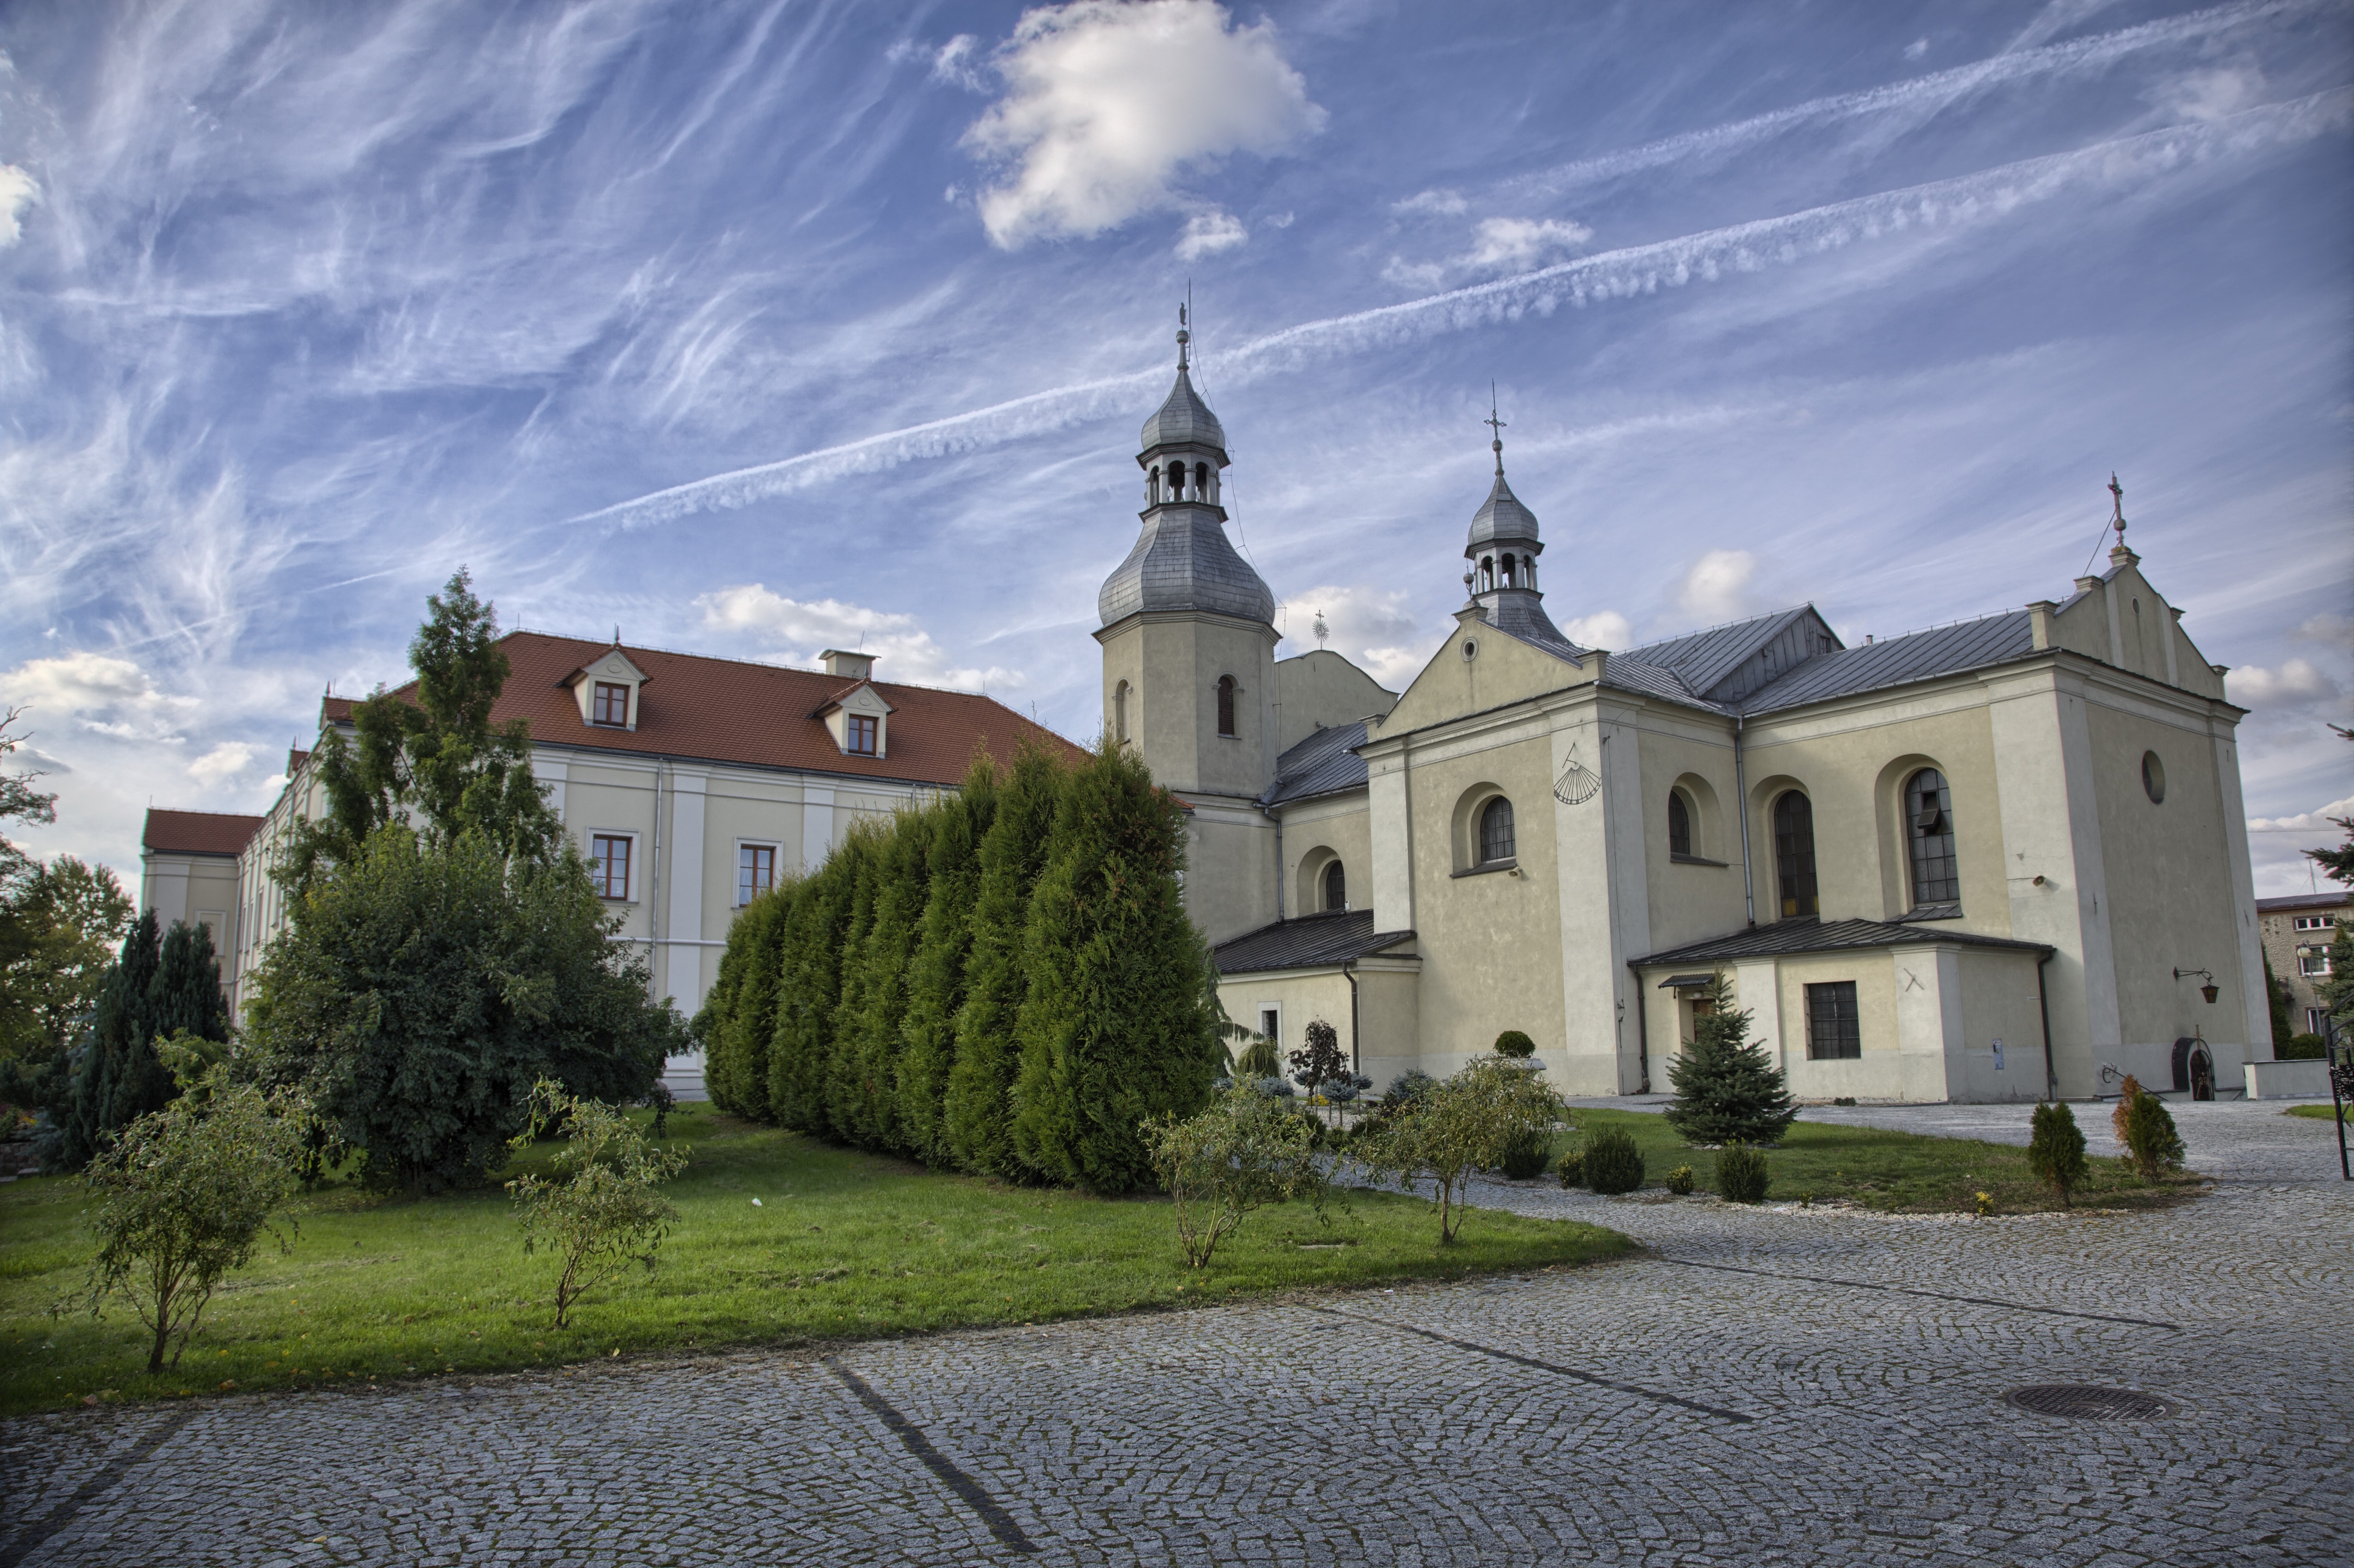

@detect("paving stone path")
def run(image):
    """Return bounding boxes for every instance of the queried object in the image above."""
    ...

[3,1102,2347,1567]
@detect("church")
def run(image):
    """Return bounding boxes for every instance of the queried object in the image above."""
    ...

[1104,323,2270,1104]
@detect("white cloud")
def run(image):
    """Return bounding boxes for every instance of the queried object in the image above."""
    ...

[1,652,196,744]
[1378,256,1447,292]
[964,0,1325,248]
[1559,610,1633,650]
[694,584,1020,693]
[1175,208,1248,260]
[0,164,38,248]
[2153,64,2267,123]
[1674,550,1759,622]
[1461,217,1595,274]
[2291,612,2354,652]
[931,34,984,90]
[187,741,255,785]
[1904,38,1930,61]
[1275,586,1435,689]
[2247,795,2354,834]
[1392,188,1468,217]
[2227,658,2343,709]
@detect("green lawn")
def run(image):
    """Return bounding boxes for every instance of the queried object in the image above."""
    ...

[0,1106,1627,1417]
[2283,1103,2344,1120]
[1549,1109,2204,1213]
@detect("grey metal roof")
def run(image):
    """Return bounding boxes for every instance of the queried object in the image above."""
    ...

[1264,721,1370,806]
[1623,606,1822,701]
[1631,916,2052,968]
[1739,611,2036,714]
[1467,469,1540,548]
[1597,655,1716,710]
[1213,910,1417,974]
[2255,892,2351,913]
[1139,364,1227,457]
[1098,509,1276,627]
[1477,589,1576,650]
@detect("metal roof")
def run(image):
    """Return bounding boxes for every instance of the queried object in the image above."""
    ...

[1739,611,2036,714]
[1263,721,1371,806]
[1213,909,1417,974]
[1631,916,2052,968]
[1466,469,1541,548]
[1097,509,1275,627]
[2256,892,2351,913]
[1623,606,1821,699]
[1138,363,1227,457]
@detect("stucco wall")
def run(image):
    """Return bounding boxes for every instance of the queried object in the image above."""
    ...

[1271,649,1396,754]
[1279,793,1373,917]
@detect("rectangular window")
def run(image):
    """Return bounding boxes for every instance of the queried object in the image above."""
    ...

[739,843,777,905]
[2293,914,2338,931]
[2310,1008,2330,1035]
[591,835,632,900]
[1804,981,1861,1061]
[846,714,877,755]
[1259,1008,1280,1049]
[2300,952,2332,977]
[592,682,629,726]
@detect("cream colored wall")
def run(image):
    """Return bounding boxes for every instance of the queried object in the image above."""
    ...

[1277,793,1373,917]
[1216,957,1420,1089]
[1371,613,1592,743]
[1182,797,1277,946]
[1271,649,1396,754]
[1951,947,2051,1102]
[1098,611,1278,801]
[2043,553,2228,702]
[1631,714,1746,952]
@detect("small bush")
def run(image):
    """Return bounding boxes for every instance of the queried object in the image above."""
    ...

[2118,1085,2185,1182]
[1233,1036,1281,1079]
[1355,1057,1566,1244]
[1143,1085,1329,1268]
[1383,1069,1438,1107]
[1831,1096,1858,1106]
[2279,1033,2325,1061]
[1497,1130,1551,1179]
[1583,1128,1645,1195]
[1252,1075,1297,1099]
[1715,1141,1770,1203]
[1493,1030,1536,1059]
[506,1081,690,1329]
[1555,1148,1585,1188]
[1665,1164,1695,1195]
[2027,1100,2088,1206]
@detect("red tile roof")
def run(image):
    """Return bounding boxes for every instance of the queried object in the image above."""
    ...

[319,632,1085,785]
[143,809,264,858]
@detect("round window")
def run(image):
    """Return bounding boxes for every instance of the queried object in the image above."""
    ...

[1461,639,1479,662]
[2141,750,2166,804]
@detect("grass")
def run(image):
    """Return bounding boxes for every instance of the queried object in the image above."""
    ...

[2283,1103,2344,1120]
[0,1106,1627,1418]
[1545,1108,2205,1213]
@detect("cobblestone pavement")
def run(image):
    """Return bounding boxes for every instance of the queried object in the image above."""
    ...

[5,1111,2348,1567]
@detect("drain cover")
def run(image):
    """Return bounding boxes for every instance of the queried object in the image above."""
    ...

[2006,1385,2175,1420]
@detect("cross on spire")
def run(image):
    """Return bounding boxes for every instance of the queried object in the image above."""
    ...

[1483,384,1506,475]
[2107,472,2126,539]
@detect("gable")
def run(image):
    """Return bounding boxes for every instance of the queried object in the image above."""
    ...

[2039,552,2227,700]
[1371,613,1595,741]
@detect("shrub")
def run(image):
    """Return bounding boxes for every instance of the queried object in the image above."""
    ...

[897,759,998,1165]
[1663,976,1797,1147]
[1582,1128,1645,1195]
[1384,1070,1438,1106]
[506,1080,689,1329]
[1289,1019,1348,1099]
[1143,1086,1329,1268]
[1234,1035,1281,1079]
[1555,1148,1585,1188]
[73,1078,306,1371]
[2118,1085,2185,1181]
[2280,1033,2325,1061]
[1715,1142,1771,1203]
[2027,1100,2088,1205]
[1497,1130,1552,1180]
[1252,1075,1297,1099]
[1493,1030,1536,1059]
[1831,1096,1858,1106]
[1356,1056,1566,1244]
[1665,1164,1695,1195]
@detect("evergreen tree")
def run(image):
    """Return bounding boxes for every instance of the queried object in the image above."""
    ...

[769,848,851,1133]
[896,758,998,1165]
[942,743,1065,1176]
[834,813,929,1152]
[695,883,794,1118]
[151,918,228,1046]
[1662,974,1798,1147]
[823,827,887,1143]
[2263,951,2294,1052]
[1008,738,1221,1194]
[64,911,166,1169]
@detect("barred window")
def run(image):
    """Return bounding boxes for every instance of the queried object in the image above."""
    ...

[592,682,628,726]
[1805,981,1860,1060]
[1773,791,1818,918]
[1668,790,1692,857]
[739,844,777,905]
[1480,796,1516,864]
[591,835,631,900]
[1905,768,1959,907]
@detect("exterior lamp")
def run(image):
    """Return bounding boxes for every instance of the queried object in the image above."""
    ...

[2173,966,2219,1004]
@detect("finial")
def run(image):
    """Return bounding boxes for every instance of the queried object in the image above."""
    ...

[613,624,621,646]
[1483,382,1506,475]
[1312,608,1329,649]
[2107,472,2126,539]
[1176,300,1189,370]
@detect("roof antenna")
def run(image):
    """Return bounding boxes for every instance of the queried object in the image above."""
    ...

[1484,383,1507,475]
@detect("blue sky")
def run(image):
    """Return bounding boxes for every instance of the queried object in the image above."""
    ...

[2,0,2349,896]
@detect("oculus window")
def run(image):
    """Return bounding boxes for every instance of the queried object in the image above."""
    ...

[2141,750,2166,803]
[1805,981,1861,1060]
[1905,768,1959,907]
[1479,796,1516,864]
[1773,791,1818,918]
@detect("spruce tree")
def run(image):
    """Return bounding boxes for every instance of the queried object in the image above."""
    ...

[1007,738,1221,1194]
[943,743,1065,1177]
[1663,975,1798,1147]
[150,919,227,1045]
[896,757,999,1166]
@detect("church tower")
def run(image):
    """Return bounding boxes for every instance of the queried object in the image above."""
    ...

[1463,409,1573,647]
[1096,313,1279,942]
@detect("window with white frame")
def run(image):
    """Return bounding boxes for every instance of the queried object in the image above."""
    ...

[739,843,778,905]
[2293,914,2339,931]
[2308,1007,2329,1034]
[590,834,633,900]
[2299,951,2332,977]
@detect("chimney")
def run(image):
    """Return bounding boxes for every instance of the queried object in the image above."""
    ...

[820,649,875,681]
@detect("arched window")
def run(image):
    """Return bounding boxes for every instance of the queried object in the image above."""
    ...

[1905,768,1958,907]
[1501,552,1517,585]
[1479,796,1516,864]
[1480,554,1494,590]
[1772,791,1818,918]
[1668,790,1692,857]
[1150,463,1166,503]
[1194,461,1210,498]
[1215,675,1237,738]
[1323,859,1346,912]
[1114,680,1130,744]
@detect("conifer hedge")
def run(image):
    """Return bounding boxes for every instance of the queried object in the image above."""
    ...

[693,739,1219,1191]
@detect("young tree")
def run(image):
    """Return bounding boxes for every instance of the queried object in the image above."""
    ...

[0,856,133,1114]
[1356,1055,1566,1244]
[896,759,998,1166]
[1143,1085,1329,1268]
[2304,734,2354,1049]
[243,825,679,1192]
[2263,952,2294,1053]
[1289,1019,1347,1099]
[942,743,1065,1177]
[506,1079,689,1329]
[2117,1083,2185,1181]
[1663,975,1798,1147]
[2028,1099,2089,1205]
[1009,739,1221,1193]
[75,1079,306,1372]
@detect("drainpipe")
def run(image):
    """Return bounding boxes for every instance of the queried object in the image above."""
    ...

[1733,713,1756,926]
[649,759,664,994]
[1629,960,1651,1093]
[1344,957,1361,1076]
[1273,809,1284,922]
[2036,949,2059,1101]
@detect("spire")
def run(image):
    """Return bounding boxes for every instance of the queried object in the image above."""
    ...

[1484,382,1506,476]
[1461,393,1570,648]
[1138,301,1226,458]
[2106,472,2138,566]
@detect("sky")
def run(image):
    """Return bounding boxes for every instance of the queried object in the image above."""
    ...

[1,0,2349,898]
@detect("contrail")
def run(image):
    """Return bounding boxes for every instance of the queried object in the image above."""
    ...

[1498,0,2322,201]
[574,88,2349,532]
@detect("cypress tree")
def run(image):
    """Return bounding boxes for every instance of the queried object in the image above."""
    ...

[2263,951,2293,1052]
[699,883,794,1118]
[896,757,999,1165]
[835,812,930,1153]
[150,918,228,1046]
[61,911,167,1167]
[943,742,1065,1177]
[1008,738,1221,1194]
[769,855,851,1133]
[823,827,887,1143]
[1663,975,1798,1147]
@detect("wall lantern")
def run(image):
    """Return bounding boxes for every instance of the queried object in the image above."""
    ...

[2173,966,2219,1004]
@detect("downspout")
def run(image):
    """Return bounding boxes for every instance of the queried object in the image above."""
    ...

[1629,960,1651,1094]
[2036,949,2059,1102]
[1733,713,1756,926]
[1273,809,1284,923]
[649,759,664,995]
[1344,957,1361,1076]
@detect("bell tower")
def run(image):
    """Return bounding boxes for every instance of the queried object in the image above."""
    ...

[1095,310,1280,942]
[1461,400,1573,647]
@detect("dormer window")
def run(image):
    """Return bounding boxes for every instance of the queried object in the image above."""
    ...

[847,714,878,755]
[592,682,629,726]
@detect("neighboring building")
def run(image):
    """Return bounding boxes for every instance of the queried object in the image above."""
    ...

[141,637,1079,1096]
[2256,890,2350,1038]
[1105,325,2269,1102]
